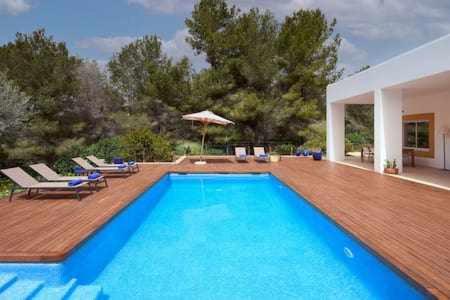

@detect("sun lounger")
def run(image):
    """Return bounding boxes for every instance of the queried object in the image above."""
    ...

[1,167,88,201]
[30,163,108,191]
[72,157,132,176]
[235,147,248,162]
[254,147,270,162]
[86,155,139,172]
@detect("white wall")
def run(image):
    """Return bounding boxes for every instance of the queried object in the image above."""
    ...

[403,90,450,169]
[374,89,404,173]
[326,103,345,161]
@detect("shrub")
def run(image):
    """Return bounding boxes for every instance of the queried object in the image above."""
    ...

[273,144,296,155]
[85,137,124,163]
[121,129,173,162]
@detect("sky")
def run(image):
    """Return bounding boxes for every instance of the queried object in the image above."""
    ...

[1,0,450,74]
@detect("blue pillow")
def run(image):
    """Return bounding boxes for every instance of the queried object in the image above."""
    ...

[113,157,124,164]
[73,166,85,175]
[68,179,83,186]
[88,172,101,180]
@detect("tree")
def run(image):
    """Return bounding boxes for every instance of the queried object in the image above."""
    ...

[0,72,30,167]
[108,35,164,112]
[186,0,238,69]
[0,29,82,162]
[74,60,121,139]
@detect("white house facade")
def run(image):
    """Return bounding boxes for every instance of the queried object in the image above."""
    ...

[327,34,450,174]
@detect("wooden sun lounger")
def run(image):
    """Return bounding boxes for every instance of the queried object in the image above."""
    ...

[72,157,132,176]
[86,155,139,172]
[253,147,270,162]
[235,147,248,162]
[29,163,108,191]
[1,167,88,201]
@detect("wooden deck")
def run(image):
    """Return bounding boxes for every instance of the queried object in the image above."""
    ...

[0,157,449,298]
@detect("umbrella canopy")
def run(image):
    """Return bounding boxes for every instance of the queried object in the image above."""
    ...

[182,110,234,126]
[182,110,234,164]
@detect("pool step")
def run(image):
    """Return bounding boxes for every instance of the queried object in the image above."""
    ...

[0,273,103,300]
[0,273,17,293]
[33,279,77,300]
[0,279,44,300]
[67,285,103,300]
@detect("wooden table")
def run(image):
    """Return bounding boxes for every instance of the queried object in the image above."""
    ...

[403,148,416,167]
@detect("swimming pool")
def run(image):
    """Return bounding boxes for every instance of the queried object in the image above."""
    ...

[0,173,429,299]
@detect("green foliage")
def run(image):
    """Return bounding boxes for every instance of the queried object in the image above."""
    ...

[1,3,350,169]
[85,137,124,162]
[346,104,374,148]
[273,144,296,155]
[186,0,238,68]
[302,121,326,151]
[121,128,173,162]
[186,1,342,143]
[0,176,14,198]
[0,72,30,168]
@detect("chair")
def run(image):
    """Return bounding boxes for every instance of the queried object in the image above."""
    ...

[253,147,270,162]
[235,147,248,162]
[29,163,108,191]
[72,157,132,176]
[1,167,88,201]
[361,146,374,162]
[86,155,139,172]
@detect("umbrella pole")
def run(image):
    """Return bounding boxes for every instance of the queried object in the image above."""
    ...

[200,122,208,162]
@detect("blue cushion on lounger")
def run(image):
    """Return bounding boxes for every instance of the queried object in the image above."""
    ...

[88,172,101,180]
[259,154,268,158]
[128,160,136,165]
[239,154,246,158]
[73,166,85,175]
[113,157,124,164]
[117,164,127,169]
[68,179,83,186]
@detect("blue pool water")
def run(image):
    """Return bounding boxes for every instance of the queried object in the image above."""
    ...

[0,173,428,299]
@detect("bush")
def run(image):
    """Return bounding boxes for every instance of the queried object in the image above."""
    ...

[0,176,13,198]
[175,140,202,155]
[273,144,296,155]
[85,137,124,163]
[121,129,173,162]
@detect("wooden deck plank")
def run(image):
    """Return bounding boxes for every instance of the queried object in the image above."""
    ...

[0,158,449,298]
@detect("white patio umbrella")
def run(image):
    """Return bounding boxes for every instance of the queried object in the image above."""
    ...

[182,110,234,165]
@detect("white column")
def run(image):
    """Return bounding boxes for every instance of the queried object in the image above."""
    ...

[327,102,345,162]
[374,89,403,173]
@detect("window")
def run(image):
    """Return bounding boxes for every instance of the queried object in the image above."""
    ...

[403,121,430,149]
[402,113,434,158]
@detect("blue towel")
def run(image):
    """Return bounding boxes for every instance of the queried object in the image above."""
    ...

[68,179,83,186]
[113,157,124,164]
[259,154,268,158]
[73,166,85,175]
[117,164,127,169]
[88,172,101,180]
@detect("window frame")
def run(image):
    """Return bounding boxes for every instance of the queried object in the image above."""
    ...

[402,113,435,158]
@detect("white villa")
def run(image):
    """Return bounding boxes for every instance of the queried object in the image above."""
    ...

[327,34,450,188]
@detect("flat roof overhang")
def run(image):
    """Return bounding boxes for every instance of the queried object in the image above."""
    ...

[328,34,450,104]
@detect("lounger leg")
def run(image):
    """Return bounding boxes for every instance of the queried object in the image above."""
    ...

[75,188,81,201]
[8,186,15,202]
[27,188,32,198]
[104,178,108,187]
